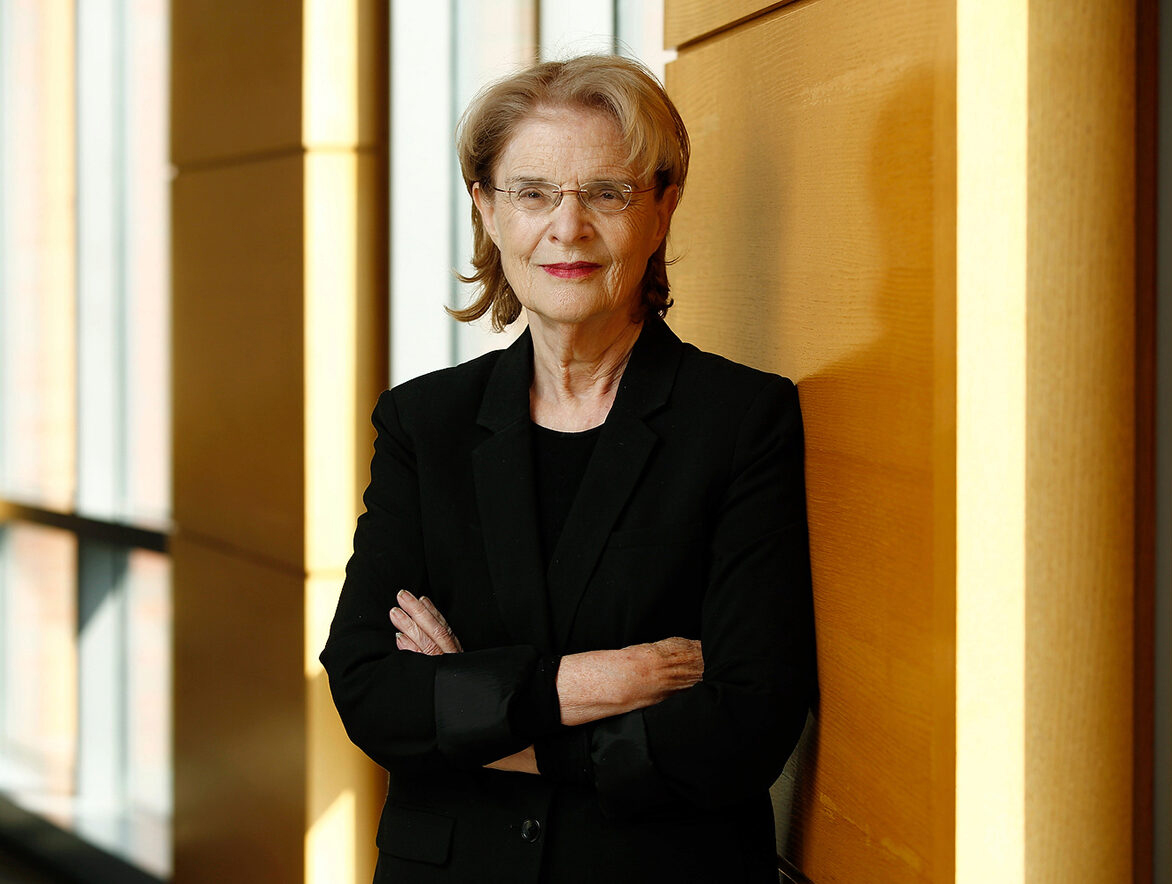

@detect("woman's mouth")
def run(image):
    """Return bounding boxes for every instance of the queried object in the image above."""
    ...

[542,262,601,279]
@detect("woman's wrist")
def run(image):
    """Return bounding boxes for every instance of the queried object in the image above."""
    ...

[556,640,702,727]
[556,648,640,727]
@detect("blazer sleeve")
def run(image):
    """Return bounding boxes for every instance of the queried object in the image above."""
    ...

[320,389,560,772]
[548,376,816,815]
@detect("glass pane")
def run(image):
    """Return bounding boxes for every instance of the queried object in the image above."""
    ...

[0,529,172,877]
[0,523,78,811]
[0,0,77,511]
[122,0,171,526]
[616,0,672,78]
[451,0,534,366]
[75,0,170,525]
[123,547,172,877]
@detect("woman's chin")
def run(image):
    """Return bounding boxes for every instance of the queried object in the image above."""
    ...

[521,292,639,332]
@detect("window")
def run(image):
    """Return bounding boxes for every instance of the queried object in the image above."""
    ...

[0,0,172,878]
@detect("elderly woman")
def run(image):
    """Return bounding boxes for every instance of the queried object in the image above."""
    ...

[321,55,815,883]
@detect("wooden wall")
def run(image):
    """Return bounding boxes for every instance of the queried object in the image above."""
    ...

[170,2,388,882]
[664,0,1141,881]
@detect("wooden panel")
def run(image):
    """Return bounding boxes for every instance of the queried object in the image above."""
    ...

[303,149,387,884]
[303,0,388,150]
[172,536,305,884]
[172,155,305,569]
[664,0,792,49]
[1024,0,1136,880]
[304,150,387,575]
[171,0,302,165]
[169,4,389,882]
[665,0,953,880]
[306,574,383,884]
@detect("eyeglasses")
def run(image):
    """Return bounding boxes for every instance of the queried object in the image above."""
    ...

[493,180,656,214]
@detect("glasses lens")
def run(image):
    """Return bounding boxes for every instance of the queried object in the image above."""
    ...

[511,182,558,212]
[582,183,631,213]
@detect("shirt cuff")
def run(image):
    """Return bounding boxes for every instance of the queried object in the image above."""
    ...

[433,646,540,767]
[510,654,563,739]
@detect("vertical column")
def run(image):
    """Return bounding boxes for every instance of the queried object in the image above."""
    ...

[0,0,77,510]
[75,542,129,834]
[389,0,455,384]
[171,2,387,882]
[1023,1,1136,880]
[303,2,388,882]
[75,0,126,520]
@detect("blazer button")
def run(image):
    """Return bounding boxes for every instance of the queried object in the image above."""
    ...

[520,818,542,843]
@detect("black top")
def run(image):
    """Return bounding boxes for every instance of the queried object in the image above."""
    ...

[528,422,604,784]
[531,422,603,567]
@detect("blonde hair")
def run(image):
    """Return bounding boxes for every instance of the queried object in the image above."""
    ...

[452,55,690,331]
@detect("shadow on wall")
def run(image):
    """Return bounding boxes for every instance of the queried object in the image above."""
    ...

[769,62,942,879]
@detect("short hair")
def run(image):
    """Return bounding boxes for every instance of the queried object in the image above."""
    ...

[452,55,691,331]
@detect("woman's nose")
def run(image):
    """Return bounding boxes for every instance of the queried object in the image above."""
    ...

[546,194,594,242]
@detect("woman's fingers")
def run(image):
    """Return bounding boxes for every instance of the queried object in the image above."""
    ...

[389,590,463,654]
[395,630,423,653]
[390,605,440,654]
[418,594,464,652]
[645,637,704,690]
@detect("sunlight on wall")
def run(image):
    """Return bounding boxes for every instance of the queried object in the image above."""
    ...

[306,788,357,884]
[955,0,1027,880]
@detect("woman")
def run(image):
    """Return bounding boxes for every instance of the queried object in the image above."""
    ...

[321,55,815,883]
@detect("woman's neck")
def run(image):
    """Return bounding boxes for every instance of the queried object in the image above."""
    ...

[528,315,643,432]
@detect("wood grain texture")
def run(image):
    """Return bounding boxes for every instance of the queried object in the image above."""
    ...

[170,0,303,165]
[170,7,390,881]
[665,0,794,49]
[172,0,386,164]
[665,0,953,879]
[1024,0,1137,880]
[172,536,306,884]
[172,155,307,571]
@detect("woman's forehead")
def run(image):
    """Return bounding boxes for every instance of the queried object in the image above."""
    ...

[497,108,633,181]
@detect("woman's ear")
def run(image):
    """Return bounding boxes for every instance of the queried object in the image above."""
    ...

[472,182,500,245]
[653,184,680,243]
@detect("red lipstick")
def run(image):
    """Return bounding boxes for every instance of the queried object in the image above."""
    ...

[542,262,600,279]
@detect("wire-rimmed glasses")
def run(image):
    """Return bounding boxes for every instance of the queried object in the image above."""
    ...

[493,180,656,214]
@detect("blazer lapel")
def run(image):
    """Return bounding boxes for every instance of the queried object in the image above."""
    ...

[547,317,684,648]
[472,329,556,655]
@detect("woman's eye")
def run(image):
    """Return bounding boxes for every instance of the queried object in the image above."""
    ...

[586,186,628,210]
[515,186,552,205]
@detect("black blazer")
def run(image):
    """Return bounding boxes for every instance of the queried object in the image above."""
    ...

[321,316,815,883]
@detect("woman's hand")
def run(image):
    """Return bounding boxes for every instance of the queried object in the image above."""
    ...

[391,592,538,773]
[390,590,703,729]
[555,637,704,727]
[390,589,463,654]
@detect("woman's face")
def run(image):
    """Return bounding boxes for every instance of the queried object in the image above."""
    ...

[472,106,677,334]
